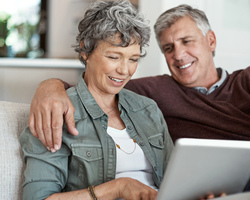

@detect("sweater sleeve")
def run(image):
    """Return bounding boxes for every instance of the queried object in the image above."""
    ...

[62,81,75,90]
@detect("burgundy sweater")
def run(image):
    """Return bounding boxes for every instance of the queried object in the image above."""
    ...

[125,67,250,142]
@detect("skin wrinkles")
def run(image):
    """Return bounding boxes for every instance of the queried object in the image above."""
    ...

[159,16,219,89]
[82,40,141,107]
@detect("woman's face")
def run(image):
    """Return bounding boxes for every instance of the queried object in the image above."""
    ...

[83,40,141,96]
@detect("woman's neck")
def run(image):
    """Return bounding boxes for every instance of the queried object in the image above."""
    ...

[84,72,118,114]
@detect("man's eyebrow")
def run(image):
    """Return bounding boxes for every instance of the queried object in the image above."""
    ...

[181,36,195,40]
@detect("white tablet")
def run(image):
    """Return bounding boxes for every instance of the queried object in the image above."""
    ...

[157,138,250,200]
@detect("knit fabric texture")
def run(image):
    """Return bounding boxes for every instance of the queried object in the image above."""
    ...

[0,101,30,200]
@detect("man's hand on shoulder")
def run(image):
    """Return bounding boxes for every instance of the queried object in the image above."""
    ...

[29,79,79,152]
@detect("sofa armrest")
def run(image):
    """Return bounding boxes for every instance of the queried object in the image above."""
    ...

[0,101,30,200]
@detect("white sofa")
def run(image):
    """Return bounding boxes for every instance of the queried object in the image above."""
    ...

[0,101,30,200]
[0,100,250,200]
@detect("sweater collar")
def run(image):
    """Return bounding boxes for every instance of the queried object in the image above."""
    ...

[193,68,227,95]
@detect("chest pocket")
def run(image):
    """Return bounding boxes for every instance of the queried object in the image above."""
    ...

[148,133,165,179]
[70,144,104,185]
[148,133,164,149]
[71,144,103,162]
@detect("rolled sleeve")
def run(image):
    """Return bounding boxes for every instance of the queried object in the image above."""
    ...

[20,127,70,200]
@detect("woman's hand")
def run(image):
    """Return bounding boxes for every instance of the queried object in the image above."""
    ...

[29,79,79,152]
[116,178,157,200]
[92,178,157,200]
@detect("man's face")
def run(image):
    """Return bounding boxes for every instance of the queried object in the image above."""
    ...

[159,16,217,88]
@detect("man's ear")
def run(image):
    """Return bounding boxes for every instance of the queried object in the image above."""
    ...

[80,40,88,61]
[206,30,216,52]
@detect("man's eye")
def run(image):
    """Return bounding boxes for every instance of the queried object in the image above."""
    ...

[163,47,172,53]
[184,40,191,44]
[130,58,139,62]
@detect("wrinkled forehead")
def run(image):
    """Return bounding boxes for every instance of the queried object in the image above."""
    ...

[158,16,203,45]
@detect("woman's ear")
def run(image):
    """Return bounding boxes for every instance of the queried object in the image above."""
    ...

[80,40,88,61]
[81,52,87,61]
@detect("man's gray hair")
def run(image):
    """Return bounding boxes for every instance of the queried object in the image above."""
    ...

[154,4,211,50]
[74,0,151,65]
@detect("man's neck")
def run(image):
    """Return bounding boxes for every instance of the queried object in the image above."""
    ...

[205,67,220,90]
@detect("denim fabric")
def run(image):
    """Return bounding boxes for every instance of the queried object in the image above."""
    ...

[20,77,173,200]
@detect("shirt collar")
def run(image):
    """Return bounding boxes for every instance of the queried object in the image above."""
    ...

[75,75,131,119]
[193,68,227,95]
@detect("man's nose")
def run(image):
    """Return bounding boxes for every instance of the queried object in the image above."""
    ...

[173,45,186,61]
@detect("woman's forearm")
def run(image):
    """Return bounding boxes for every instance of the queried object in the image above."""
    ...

[46,189,92,200]
[45,178,157,200]
[45,179,119,200]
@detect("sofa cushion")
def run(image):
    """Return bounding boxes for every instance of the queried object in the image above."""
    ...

[0,101,30,200]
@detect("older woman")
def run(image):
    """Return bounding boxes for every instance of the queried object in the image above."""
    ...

[20,1,173,199]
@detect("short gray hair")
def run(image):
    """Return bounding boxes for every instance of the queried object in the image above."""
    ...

[154,4,211,50]
[74,0,151,65]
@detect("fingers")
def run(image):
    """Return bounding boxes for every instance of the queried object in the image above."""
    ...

[30,103,64,153]
[65,105,79,136]
[29,111,48,148]
[29,99,61,152]
[29,113,37,138]
[118,178,157,200]
[200,192,226,200]
[206,194,215,199]
[28,79,77,152]
[200,194,215,200]
[51,105,64,151]
[42,108,54,149]
[220,193,227,197]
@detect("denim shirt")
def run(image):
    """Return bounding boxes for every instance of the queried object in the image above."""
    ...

[21,77,173,200]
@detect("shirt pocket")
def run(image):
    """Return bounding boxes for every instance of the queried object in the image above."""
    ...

[71,144,103,162]
[148,133,164,149]
[70,144,104,185]
[148,133,165,178]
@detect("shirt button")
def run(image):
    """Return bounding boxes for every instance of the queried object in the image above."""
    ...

[127,125,133,130]
[159,140,163,146]
[199,89,207,94]
[154,166,157,171]
[86,151,91,157]
[139,142,144,146]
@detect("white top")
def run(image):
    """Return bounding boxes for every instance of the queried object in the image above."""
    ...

[107,126,157,190]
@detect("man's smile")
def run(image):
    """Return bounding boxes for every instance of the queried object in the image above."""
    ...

[178,62,193,69]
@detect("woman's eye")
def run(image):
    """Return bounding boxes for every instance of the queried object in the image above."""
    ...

[107,56,118,60]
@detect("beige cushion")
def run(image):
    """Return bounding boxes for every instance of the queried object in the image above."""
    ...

[0,101,30,200]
